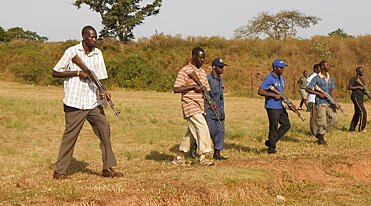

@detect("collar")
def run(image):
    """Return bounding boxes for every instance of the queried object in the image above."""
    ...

[318,72,330,82]
[78,42,98,56]
[270,72,281,80]
[188,63,201,71]
[210,71,221,80]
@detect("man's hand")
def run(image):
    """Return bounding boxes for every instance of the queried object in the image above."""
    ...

[335,103,340,110]
[358,86,364,90]
[318,93,327,99]
[210,102,217,113]
[99,91,111,100]
[274,94,281,100]
[193,85,202,93]
[78,71,92,81]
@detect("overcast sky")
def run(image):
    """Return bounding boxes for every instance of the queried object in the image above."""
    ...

[1,0,370,42]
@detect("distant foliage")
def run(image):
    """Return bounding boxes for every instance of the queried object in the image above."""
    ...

[73,0,162,42]
[0,27,48,42]
[234,10,321,40]
[0,35,370,100]
[328,28,353,38]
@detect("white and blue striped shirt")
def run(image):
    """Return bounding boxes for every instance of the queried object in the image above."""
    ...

[53,42,108,110]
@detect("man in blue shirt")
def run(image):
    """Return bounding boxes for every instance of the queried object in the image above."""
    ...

[258,59,291,154]
[306,61,339,145]
[190,58,228,160]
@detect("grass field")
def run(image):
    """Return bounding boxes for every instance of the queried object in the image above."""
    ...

[0,81,370,205]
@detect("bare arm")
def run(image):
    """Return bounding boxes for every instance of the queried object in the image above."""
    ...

[258,87,280,100]
[174,85,201,94]
[305,87,326,99]
[347,80,363,91]
[52,70,90,80]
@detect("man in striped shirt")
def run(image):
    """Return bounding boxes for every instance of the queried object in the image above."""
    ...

[173,47,214,166]
[52,26,121,179]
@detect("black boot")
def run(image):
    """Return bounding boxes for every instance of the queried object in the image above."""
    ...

[213,149,228,160]
[317,134,327,145]
[190,142,197,158]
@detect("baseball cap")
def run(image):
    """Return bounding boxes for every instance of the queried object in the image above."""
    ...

[272,59,288,68]
[212,58,228,67]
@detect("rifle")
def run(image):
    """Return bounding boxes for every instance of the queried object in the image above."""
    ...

[71,55,121,116]
[188,71,223,126]
[356,78,371,98]
[314,85,347,117]
[269,85,305,121]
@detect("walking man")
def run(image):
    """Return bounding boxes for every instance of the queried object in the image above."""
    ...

[307,64,321,136]
[173,47,214,166]
[348,67,369,132]
[258,59,291,154]
[297,71,308,111]
[306,61,339,145]
[52,26,122,179]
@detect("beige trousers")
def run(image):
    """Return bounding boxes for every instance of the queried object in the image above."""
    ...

[179,113,213,154]
[317,103,338,135]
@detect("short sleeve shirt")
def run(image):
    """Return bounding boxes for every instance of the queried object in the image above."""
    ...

[349,76,365,97]
[298,76,307,89]
[260,72,285,109]
[53,43,108,110]
[174,64,210,119]
[307,72,335,105]
[306,73,318,103]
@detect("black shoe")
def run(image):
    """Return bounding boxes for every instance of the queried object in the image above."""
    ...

[213,150,228,160]
[268,148,276,154]
[190,142,197,159]
[264,140,270,148]
[316,134,327,145]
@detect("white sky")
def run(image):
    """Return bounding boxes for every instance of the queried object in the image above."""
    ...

[1,0,370,41]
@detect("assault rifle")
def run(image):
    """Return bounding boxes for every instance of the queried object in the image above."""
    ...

[356,78,371,98]
[188,71,223,126]
[72,55,120,116]
[314,85,347,117]
[269,85,305,121]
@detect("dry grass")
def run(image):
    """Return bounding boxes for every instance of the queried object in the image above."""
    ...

[0,81,370,205]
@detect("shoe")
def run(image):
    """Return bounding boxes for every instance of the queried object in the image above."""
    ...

[298,107,302,110]
[199,159,214,166]
[268,148,276,154]
[190,142,197,159]
[213,150,228,160]
[361,129,367,133]
[264,140,270,148]
[53,171,70,180]
[316,134,327,145]
[102,167,123,178]
[172,156,186,166]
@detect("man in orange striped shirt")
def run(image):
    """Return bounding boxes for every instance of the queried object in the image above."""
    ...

[173,47,214,166]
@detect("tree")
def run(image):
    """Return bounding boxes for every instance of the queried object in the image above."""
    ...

[5,27,48,42]
[234,10,321,40]
[328,28,353,38]
[74,0,162,42]
[0,26,6,41]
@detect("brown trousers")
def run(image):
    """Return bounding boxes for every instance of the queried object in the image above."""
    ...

[309,102,318,136]
[54,105,117,174]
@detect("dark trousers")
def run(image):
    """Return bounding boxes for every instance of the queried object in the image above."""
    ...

[54,105,117,174]
[349,95,367,132]
[206,117,225,151]
[266,108,291,149]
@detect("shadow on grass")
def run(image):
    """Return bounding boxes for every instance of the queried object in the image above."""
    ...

[224,143,266,154]
[49,157,100,176]
[145,151,174,162]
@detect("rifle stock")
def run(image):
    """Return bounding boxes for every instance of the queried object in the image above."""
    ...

[269,85,305,121]
[71,55,120,116]
[314,86,347,117]
[188,71,223,126]
[356,78,371,98]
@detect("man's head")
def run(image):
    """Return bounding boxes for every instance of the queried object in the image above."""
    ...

[319,60,329,72]
[191,47,205,68]
[313,64,321,74]
[272,59,287,75]
[303,70,308,77]
[212,58,228,76]
[82,25,97,49]
[356,67,364,76]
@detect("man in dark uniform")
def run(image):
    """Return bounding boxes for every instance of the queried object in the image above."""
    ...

[348,67,370,132]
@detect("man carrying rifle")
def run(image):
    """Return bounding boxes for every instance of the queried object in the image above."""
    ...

[348,67,369,132]
[51,26,122,179]
[173,47,214,166]
[258,59,291,154]
[306,60,339,145]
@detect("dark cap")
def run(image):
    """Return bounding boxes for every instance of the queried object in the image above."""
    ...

[212,58,228,67]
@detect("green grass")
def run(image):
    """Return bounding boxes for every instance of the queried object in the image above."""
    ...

[0,81,370,205]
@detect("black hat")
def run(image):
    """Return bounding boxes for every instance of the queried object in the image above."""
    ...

[212,58,228,67]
